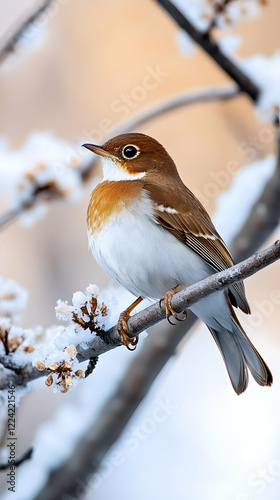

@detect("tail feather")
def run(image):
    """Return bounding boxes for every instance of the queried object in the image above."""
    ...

[229,304,273,389]
[208,308,273,395]
[208,326,249,395]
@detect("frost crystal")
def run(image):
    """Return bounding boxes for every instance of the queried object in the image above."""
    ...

[0,132,83,226]
[30,284,112,393]
[0,276,28,322]
[238,52,280,119]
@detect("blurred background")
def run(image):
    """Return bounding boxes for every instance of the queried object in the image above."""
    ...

[0,0,280,499]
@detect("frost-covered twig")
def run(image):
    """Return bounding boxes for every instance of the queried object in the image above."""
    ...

[154,0,260,102]
[0,0,54,64]
[32,317,196,500]
[28,173,280,500]
[0,240,279,390]
[0,85,238,230]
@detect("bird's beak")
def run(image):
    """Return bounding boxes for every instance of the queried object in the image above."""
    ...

[82,143,114,158]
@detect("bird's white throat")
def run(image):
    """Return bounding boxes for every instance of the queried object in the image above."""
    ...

[101,157,146,182]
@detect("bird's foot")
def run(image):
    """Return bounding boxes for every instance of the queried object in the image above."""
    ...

[161,285,187,325]
[117,296,143,351]
[117,312,138,351]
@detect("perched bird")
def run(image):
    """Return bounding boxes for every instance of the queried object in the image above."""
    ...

[84,133,272,395]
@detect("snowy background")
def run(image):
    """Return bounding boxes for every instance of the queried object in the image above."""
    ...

[0,1,280,499]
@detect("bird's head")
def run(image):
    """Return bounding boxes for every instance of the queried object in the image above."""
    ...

[82,133,179,181]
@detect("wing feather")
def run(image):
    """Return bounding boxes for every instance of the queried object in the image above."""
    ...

[144,182,250,314]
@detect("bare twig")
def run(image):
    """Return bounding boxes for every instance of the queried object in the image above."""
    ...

[154,0,260,102]
[0,0,54,64]
[0,240,279,390]
[0,85,238,230]
[0,447,33,470]
[111,84,238,135]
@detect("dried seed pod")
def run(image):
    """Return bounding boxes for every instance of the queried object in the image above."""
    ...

[65,376,73,386]
[36,361,46,371]
[48,362,59,371]
[60,385,69,394]
[7,337,21,350]
[100,303,108,316]
[62,360,72,370]
[24,346,35,353]
[65,345,77,357]
[45,374,53,386]
[25,171,35,180]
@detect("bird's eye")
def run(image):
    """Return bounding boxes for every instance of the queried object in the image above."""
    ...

[122,145,140,159]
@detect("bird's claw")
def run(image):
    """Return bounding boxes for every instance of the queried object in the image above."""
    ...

[117,312,138,351]
[161,286,188,325]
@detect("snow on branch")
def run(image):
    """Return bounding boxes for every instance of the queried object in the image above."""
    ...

[0,0,54,64]
[29,161,280,499]
[0,240,279,392]
[0,85,238,230]
[154,0,260,102]
[230,112,280,259]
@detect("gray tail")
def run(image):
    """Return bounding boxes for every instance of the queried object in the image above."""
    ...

[208,308,273,395]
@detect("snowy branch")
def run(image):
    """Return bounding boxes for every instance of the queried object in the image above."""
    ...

[0,85,238,231]
[0,239,279,391]
[32,318,195,500]
[31,167,280,499]
[0,0,54,64]
[154,0,260,102]
[231,119,280,259]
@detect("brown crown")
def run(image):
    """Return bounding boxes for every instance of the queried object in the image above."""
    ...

[84,133,180,178]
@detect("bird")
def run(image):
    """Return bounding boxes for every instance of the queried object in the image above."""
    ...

[83,132,273,395]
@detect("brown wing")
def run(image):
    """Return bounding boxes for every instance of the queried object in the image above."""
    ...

[144,181,250,314]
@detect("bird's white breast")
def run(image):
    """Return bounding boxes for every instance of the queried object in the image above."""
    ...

[88,188,212,301]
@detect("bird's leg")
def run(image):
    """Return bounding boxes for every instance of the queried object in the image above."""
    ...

[161,284,187,325]
[118,296,143,351]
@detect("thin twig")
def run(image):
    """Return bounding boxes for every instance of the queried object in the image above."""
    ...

[112,84,238,135]
[154,0,260,102]
[0,447,33,470]
[0,85,238,230]
[0,0,54,64]
[0,240,279,390]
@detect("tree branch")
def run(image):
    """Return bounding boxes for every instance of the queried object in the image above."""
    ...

[0,447,33,470]
[31,177,280,500]
[230,119,280,260]
[33,318,196,500]
[1,240,279,390]
[154,0,260,102]
[0,84,238,231]
[0,0,54,64]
